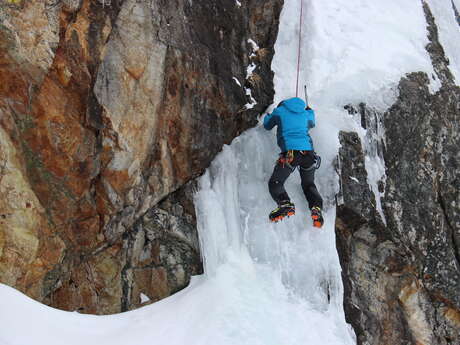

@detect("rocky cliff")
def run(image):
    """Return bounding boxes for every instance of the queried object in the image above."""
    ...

[0,0,282,314]
[336,2,460,344]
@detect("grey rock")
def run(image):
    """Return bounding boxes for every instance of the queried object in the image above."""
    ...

[336,3,460,343]
[61,0,83,13]
[119,181,202,311]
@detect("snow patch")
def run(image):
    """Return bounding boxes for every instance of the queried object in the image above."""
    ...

[248,39,260,52]
[248,38,260,58]
[282,0,443,107]
[232,77,242,87]
[246,62,256,79]
[363,107,387,225]
[244,87,256,109]
[244,62,257,109]
[349,176,359,183]
[365,155,387,225]
[140,293,150,303]
[243,39,260,110]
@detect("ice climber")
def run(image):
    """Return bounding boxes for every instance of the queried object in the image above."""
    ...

[263,97,324,228]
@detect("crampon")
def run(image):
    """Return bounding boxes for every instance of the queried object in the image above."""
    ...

[311,206,324,228]
[269,202,295,222]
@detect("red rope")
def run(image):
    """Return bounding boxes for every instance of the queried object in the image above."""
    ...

[295,0,304,97]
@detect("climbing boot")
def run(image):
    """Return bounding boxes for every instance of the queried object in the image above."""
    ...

[269,201,295,222]
[311,206,324,228]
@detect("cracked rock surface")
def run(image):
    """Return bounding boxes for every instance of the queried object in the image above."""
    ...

[0,0,282,314]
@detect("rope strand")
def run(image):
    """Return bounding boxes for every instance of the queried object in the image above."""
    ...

[295,0,304,97]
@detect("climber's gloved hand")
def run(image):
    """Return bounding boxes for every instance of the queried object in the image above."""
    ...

[305,105,312,110]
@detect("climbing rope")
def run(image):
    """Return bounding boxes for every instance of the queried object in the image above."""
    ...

[295,0,304,97]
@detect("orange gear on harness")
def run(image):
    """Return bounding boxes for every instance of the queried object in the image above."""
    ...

[278,150,321,171]
[278,150,295,169]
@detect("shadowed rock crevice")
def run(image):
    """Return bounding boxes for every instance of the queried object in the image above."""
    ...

[437,189,460,273]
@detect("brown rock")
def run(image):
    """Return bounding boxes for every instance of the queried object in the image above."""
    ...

[0,0,282,314]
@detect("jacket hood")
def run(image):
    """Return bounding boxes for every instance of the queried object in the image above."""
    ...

[282,97,306,113]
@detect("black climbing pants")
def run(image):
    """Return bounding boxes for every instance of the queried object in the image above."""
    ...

[268,150,323,209]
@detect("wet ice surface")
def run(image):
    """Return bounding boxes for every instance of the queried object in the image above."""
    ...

[194,125,355,344]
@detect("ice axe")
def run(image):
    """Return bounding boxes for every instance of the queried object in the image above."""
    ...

[304,85,309,108]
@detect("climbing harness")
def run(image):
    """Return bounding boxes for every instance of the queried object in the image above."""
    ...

[278,150,321,171]
[295,0,304,97]
[299,151,321,172]
[313,152,321,169]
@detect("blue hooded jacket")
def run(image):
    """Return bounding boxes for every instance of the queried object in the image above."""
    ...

[263,97,315,152]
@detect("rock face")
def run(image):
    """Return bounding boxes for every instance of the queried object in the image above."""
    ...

[0,0,282,314]
[336,3,460,344]
[453,1,460,26]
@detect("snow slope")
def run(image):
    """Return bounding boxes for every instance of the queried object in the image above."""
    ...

[2,1,459,344]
